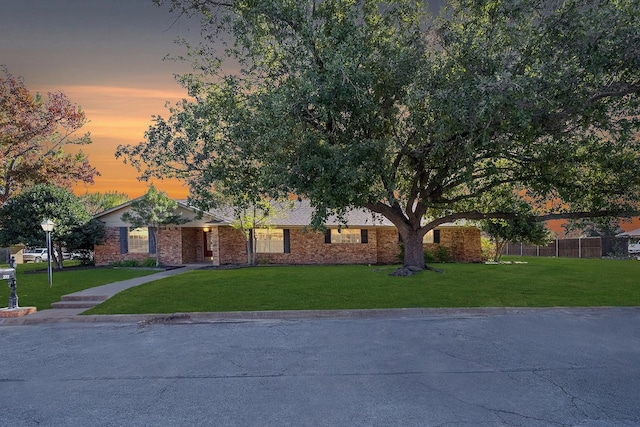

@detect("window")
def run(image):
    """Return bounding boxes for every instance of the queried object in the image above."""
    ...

[128,227,149,253]
[423,229,440,244]
[255,229,284,253]
[119,227,155,254]
[330,229,361,244]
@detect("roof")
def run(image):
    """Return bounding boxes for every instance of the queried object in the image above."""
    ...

[616,227,640,238]
[206,200,395,227]
[95,198,474,229]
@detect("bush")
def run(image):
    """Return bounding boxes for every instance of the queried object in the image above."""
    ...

[142,257,157,267]
[424,250,435,264]
[481,237,496,262]
[110,260,141,267]
[424,245,452,263]
[434,245,452,263]
[400,242,453,264]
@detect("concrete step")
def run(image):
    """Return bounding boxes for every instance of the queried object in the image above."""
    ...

[51,300,104,309]
[61,294,109,302]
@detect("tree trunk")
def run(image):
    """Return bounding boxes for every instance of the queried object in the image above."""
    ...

[54,241,64,270]
[401,231,426,269]
[494,239,507,262]
[363,202,427,270]
[245,234,253,265]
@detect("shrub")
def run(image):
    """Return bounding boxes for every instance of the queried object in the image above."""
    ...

[110,260,141,267]
[424,245,452,263]
[142,257,157,267]
[481,237,496,261]
[424,250,436,264]
[434,245,452,262]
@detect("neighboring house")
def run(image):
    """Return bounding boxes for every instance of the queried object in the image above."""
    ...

[93,199,482,266]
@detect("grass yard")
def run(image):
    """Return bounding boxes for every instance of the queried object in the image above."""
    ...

[0,262,159,310]
[84,257,640,315]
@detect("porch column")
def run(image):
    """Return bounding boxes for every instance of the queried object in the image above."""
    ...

[210,226,220,266]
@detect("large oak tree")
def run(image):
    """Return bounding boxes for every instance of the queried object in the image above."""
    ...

[119,0,640,269]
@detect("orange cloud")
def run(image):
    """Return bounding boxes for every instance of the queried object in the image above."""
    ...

[34,84,191,199]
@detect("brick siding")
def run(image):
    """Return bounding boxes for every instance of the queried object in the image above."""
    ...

[95,225,481,266]
[424,227,482,262]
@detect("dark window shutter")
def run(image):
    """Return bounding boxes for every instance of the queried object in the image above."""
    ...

[361,229,368,244]
[283,229,290,253]
[119,227,129,254]
[434,229,441,244]
[148,227,156,254]
[325,229,331,243]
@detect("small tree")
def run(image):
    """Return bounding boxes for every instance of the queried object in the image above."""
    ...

[63,219,106,265]
[120,184,188,267]
[482,218,551,262]
[229,198,295,265]
[0,184,92,269]
[80,191,130,216]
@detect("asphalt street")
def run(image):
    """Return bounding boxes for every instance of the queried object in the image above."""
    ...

[1,308,639,426]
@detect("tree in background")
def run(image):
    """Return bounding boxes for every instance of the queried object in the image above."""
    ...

[127,0,640,271]
[563,218,625,238]
[482,218,551,262]
[0,184,99,269]
[80,191,130,216]
[0,67,98,203]
[120,184,188,267]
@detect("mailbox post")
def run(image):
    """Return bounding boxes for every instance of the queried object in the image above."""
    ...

[1,267,17,309]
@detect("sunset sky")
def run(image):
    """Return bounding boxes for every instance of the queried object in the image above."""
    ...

[1,0,198,198]
[2,0,638,235]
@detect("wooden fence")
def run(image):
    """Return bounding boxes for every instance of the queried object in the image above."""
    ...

[503,237,628,258]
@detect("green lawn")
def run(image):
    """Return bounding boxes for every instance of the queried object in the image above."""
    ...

[0,262,158,310]
[84,257,640,315]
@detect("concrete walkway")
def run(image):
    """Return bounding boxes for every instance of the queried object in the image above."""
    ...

[0,265,203,325]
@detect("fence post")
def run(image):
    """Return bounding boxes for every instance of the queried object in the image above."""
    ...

[579,238,582,258]
[556,239,559,257]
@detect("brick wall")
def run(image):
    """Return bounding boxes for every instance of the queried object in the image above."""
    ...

[251,228,378,265]
[424,227,482,262]
[95,227,157,265]
[218,226,249,265]
[95,226,194,265]
[376,229,401,264]
[95,225,481,266]
[94,227,119,265]
[181,228,202,264]
[156,227,182,265]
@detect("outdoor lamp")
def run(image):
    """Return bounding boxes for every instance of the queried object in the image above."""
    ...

[40,219,55,287]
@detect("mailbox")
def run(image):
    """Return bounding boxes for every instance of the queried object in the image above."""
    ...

[0,268,15,281]
[2,267,17,309]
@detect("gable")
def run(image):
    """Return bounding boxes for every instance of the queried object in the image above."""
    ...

[94,201,225,228]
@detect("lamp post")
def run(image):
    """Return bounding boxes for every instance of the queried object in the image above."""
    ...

[41,219,55,287]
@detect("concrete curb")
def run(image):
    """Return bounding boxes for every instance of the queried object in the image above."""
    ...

[2,306,639,326]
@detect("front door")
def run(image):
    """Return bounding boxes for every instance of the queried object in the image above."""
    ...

[203,231,213,258]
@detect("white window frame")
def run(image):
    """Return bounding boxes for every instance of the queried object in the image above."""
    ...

[423,230,435,244]
[255,229,284,253]
[330,229,361,244]
[128,227,149,253]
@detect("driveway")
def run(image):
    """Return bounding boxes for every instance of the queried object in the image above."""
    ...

[1,308,639,426]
